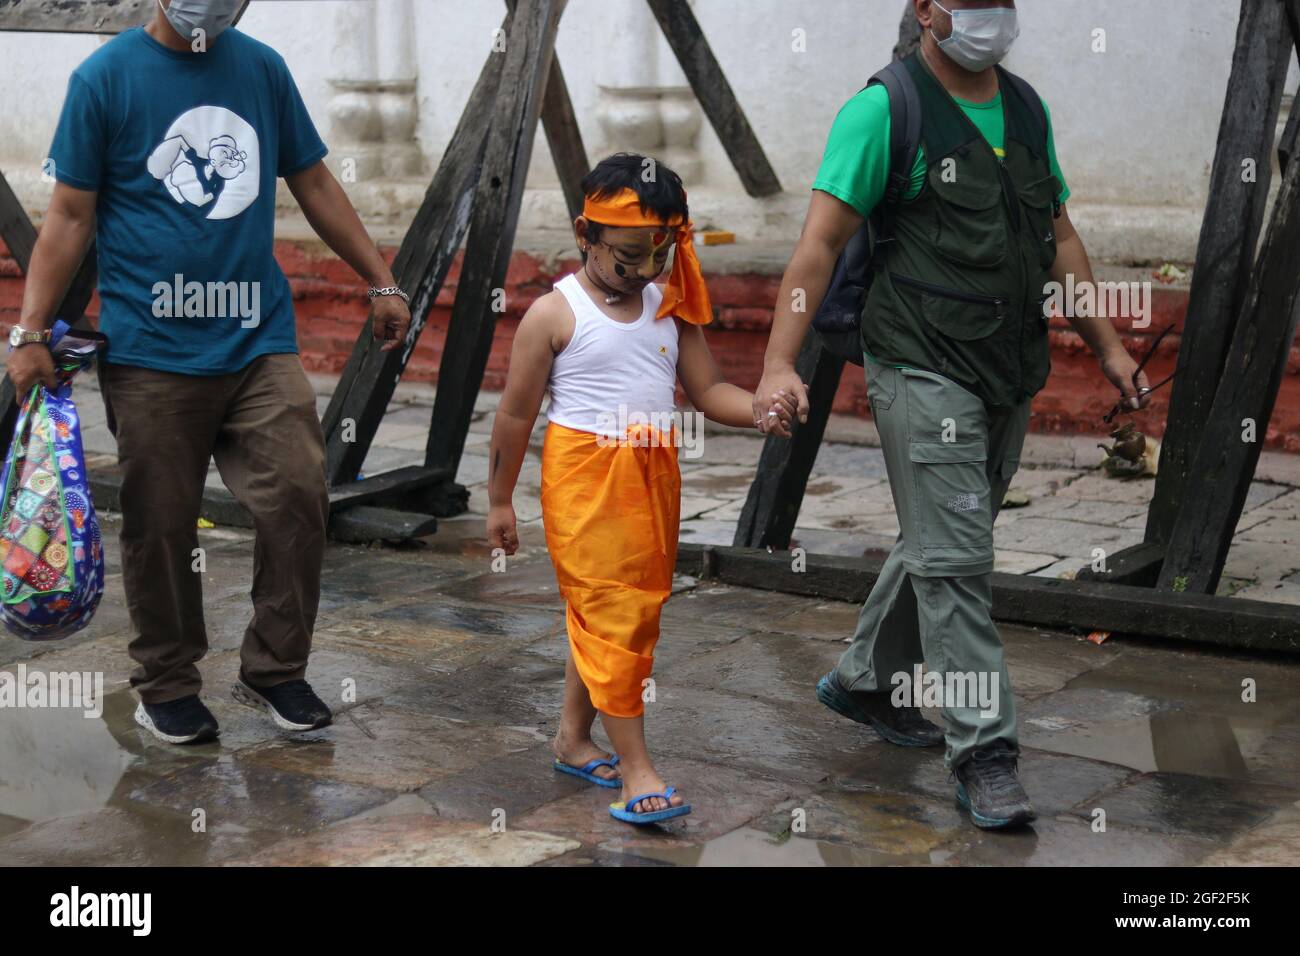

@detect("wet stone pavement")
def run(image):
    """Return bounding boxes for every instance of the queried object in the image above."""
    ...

[0,376,1298,865]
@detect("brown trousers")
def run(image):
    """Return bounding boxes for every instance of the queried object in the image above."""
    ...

[99,353,330,704]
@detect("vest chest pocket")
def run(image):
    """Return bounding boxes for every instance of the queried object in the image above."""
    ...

[1018,174,1061,271]
[928,165,1007,269]
[894,274,1006,342]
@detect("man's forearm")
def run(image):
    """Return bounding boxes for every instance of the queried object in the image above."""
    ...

[1052,233,1125,360]
[289,164,395,289]
[19,211,95,330]
[763,238,838,371]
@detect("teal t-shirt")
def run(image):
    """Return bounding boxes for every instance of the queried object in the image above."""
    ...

[47,27,328,375]
[812,84,1070,218]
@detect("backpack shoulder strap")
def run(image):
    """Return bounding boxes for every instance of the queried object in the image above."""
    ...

[996,66,1049,153]
[865,57,922,265]
[868,58,923,213]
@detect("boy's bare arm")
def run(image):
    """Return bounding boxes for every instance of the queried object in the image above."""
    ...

[676,323,794,435]
[487,296,562,533]
[8,182,98,398]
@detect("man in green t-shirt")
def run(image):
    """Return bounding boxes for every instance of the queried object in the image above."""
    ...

[753,0,1152,830]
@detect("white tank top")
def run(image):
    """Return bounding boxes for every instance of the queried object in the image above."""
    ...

[547,273,680,439]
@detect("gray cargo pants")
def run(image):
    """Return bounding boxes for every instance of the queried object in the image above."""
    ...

[836,357,1031,768]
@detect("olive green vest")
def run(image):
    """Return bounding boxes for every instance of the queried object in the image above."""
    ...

[862,53,1060,409]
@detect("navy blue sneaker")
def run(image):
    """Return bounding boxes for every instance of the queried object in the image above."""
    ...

[816,670,944,747]
[233,674,332,732]
[954,748,1037,829]
[134,695,219,745]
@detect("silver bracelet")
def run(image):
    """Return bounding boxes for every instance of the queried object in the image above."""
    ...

[368,285,410,304]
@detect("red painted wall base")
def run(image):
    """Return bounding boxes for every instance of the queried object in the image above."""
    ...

[3,238,1298,451]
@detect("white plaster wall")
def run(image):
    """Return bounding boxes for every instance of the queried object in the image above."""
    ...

[1,0,1297,262]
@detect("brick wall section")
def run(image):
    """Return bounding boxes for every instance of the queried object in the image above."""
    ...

[4,236,1300,451]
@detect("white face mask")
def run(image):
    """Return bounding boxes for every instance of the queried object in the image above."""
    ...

[157,0,243,43]
[932,1,1020,73]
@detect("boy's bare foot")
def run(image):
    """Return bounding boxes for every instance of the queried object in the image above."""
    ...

[553,734,620,782]
[618,766,685,813]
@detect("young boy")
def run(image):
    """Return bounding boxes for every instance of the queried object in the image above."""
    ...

[487,153,795,824]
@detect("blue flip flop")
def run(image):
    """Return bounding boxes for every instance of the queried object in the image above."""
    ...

[609,787,692,825]
[554,755,622,789]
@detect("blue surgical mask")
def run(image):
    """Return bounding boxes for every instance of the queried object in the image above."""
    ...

[157,0,243,43]
[932,1,1020,73]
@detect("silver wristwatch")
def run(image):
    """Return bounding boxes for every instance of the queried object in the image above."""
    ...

[8,326,51,349]
[367,285,410,305]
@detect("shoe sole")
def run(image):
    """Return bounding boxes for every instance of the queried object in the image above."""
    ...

[232,680,332,732]
[955,782,1037,830]
[133,701,219,745]
[815,674,939,748]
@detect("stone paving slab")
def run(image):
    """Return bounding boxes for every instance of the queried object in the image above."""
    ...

[227,815,581,867]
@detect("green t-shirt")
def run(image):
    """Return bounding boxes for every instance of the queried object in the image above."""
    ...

[812,84,1070,218]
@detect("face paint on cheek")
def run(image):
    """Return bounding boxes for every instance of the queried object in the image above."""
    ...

[614,263,628,277]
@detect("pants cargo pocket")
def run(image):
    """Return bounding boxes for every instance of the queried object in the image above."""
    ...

[907,439,993,574]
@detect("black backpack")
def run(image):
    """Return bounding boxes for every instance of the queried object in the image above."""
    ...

[811,59,1050,367]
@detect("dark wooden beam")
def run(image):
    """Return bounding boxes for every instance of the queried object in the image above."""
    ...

[508,0,590,222]
[423,0,565,479]
[1158,118,1300,595]
[319,8,517,486]
[325,464,452,511]
[1281,2,1300,173]
[0,0,247,33]
[539,53,590,222]
[644,0,782,198]
[88,464,446,541]
[0,169,38,267]
[1282,97,1300,174]
[1074,541,1165,587]
[733,329,844,548]
[677,543,1300,654]
[329,506,438,544]
[1145,0,1292,545]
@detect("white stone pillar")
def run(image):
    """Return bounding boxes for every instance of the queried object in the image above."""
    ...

[593,0,703,183]
[326,0,424,196]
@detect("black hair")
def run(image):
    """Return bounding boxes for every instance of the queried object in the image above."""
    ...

[579,152,688,261]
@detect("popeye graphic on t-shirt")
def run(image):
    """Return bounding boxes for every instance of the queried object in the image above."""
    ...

[146,105,260,220]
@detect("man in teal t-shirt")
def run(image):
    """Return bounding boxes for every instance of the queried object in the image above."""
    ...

[9,0,413,745]
[752,0,1154,831]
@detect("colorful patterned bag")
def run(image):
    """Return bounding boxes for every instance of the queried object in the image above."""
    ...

[0,321,107,640]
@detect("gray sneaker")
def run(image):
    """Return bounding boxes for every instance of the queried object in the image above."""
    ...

[816,670,944,747]
[954,748,1036,829]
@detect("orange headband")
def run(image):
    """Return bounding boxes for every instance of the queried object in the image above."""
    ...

[581,188,713,326]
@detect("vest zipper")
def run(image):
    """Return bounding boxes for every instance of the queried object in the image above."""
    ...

[890,272,1008,318]
[999,157,1027,398]
[996,158,1022,235]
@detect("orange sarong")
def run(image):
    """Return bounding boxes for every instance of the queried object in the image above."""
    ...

[540,421,681,718]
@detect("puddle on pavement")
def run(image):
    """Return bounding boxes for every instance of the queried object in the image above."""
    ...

[1021,668,1298,779]
[0,686,213,829]
[607,826,943,866]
